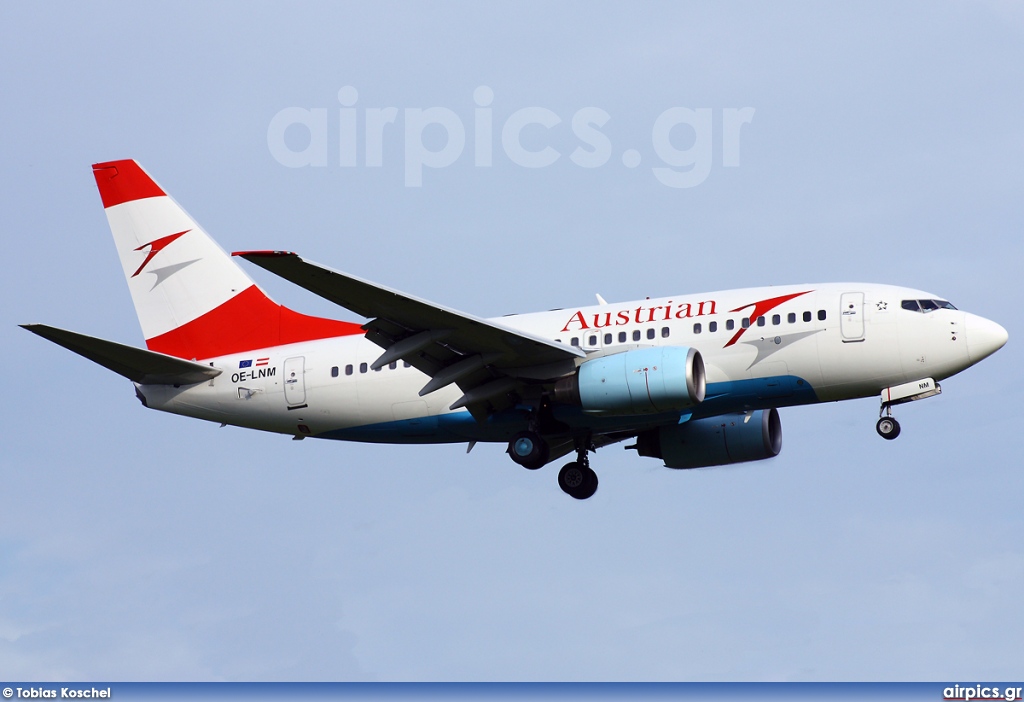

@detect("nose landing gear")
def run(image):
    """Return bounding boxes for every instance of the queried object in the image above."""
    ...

[876,412,901,440]
[875,378,941,440]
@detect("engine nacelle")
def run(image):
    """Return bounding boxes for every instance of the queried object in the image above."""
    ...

[554,346,705,415]
[635,408,782,469]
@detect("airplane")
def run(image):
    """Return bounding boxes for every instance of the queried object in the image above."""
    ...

[22,159,1009,500]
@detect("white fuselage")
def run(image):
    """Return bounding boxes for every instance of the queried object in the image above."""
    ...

[138,283,996,444]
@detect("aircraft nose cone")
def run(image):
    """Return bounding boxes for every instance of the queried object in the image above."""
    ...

[965,313,1008,363]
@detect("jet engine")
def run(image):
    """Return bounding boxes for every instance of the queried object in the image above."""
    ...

[634,408,782,469]
[553,346,705,415]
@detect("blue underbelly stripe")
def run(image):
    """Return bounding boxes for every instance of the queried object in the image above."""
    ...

[317,376,819,443]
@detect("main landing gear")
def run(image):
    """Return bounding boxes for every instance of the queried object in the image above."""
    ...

[557,438,598,500]
[506,431,598,499]
[507,430,549,470]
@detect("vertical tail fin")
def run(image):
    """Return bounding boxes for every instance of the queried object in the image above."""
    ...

[93,160,361,360]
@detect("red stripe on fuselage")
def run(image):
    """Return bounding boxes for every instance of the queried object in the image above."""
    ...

[145,285,364,360]
[92,160,167,208]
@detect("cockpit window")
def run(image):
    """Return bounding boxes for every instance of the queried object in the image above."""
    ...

[901,299,957,313]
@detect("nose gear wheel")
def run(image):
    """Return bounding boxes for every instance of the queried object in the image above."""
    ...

[876,403,901,440]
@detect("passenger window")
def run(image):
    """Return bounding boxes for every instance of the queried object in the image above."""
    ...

[604,333,612,345]
[757,316,766,327]
[403,361,411,368]
[742,317,750,328]
[788,312,796,324]
[374,365,382,372]
[633,330,641,341]
[331,366,339,378]
[818,309,826,321]
[359,362,368,373]
[647,328,655,340]
[693,323,702,334]
[389,361,397,370]
[726,319,735,331]
[345,364,354,376]
[709,321,718,332]
[803,311,812,322]
[661,327,670,338]
[587,334,598,346]
[571,337,580,347]
[618,331,627,343]
[772,314,781,325]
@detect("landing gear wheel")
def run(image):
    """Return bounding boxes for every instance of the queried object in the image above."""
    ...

[507,431,549,469]
[558,462,598,500]
[876,416,901,440]
[580,466,598,499]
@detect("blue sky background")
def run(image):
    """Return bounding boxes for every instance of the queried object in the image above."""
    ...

[1,1,1022,681]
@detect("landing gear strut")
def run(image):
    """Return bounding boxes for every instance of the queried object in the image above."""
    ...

[876,405,901,440]
[558,437,598,500]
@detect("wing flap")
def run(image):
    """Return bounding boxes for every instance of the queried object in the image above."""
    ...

[21,324,222,385]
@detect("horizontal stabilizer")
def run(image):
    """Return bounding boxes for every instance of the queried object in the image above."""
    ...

[20,324,222,385]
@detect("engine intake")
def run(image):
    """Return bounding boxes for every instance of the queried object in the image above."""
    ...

[554,346,705,415]
[635,408,782,469]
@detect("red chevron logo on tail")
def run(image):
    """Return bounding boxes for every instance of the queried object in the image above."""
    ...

[131,230,190,278]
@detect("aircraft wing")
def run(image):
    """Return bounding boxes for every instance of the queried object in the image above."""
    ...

[235,251,584,417]
[21,324,222,385]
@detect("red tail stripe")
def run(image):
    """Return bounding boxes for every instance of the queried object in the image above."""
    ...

[92,160,166,208]
[145,285,364,360]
